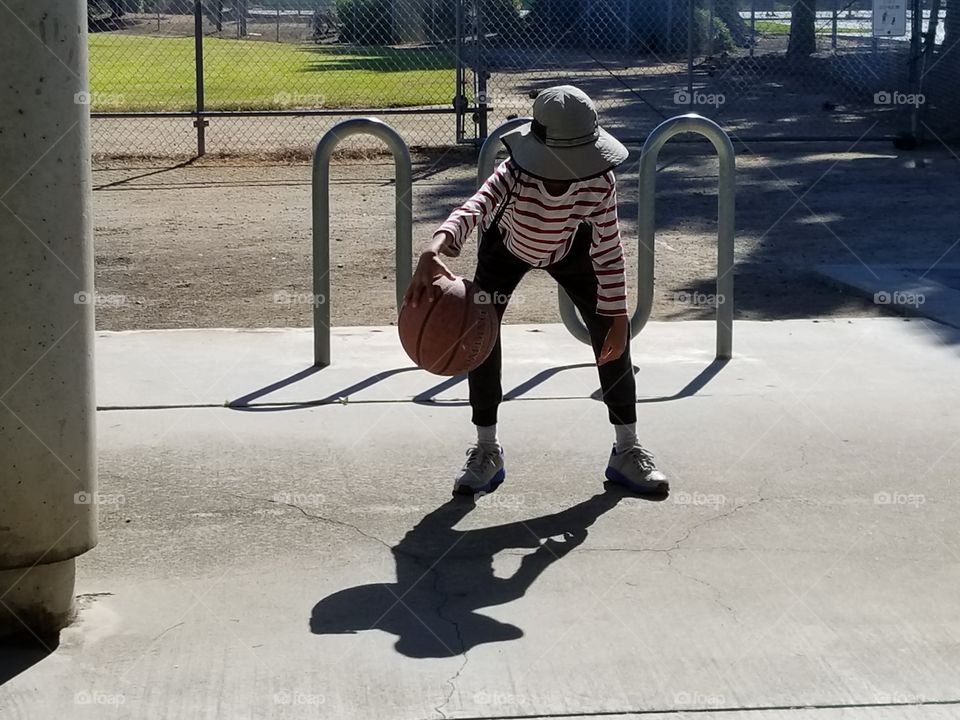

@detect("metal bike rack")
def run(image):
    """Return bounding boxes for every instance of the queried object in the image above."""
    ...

[479,114,735,358]
[312,118,413,367]
[635,114,736,359]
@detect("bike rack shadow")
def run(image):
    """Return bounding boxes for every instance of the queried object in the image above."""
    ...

[226,363,598,411]
[227,366,418,412]
[635,357,730,404]
[227,359,728,411]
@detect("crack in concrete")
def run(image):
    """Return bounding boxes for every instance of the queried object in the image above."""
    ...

[230,493,471,718]
[664,551,738,619]
[431,566,469,719]
[226,492,396,550]
[653,493,768,620]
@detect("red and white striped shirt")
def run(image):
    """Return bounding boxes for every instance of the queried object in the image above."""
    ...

[436,159,628,317]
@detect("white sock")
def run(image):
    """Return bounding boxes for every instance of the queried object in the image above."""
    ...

[476,424,500,450]
[614,423,637,453]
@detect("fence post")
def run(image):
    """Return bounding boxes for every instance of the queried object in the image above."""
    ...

[193,0,207,156]
[276,6,281,42]
[666,0,674,52]
[687,0,694,97]
[707,0,714,55]
[831,0,838,49]
[475,0,488,139]
[455,0,467,142]
[908,0,924,138]
[623,0,632,50]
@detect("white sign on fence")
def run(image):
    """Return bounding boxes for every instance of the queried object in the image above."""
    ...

[873,0,906,36]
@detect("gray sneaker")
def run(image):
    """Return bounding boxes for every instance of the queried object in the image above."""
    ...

[605,444,669,494]
[453,444,505,496]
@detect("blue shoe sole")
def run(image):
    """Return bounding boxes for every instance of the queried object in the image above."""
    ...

[454,468,506,496]
[605,466,669,495]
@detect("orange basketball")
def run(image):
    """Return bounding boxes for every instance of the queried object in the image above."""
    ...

[398,276,499,376]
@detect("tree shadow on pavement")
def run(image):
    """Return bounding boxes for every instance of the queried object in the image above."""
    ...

[309,485,663,658]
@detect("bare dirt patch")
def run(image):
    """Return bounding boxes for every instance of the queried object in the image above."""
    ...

[91,143,960,331]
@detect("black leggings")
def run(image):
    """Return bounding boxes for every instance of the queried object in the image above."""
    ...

[468,222,637,427]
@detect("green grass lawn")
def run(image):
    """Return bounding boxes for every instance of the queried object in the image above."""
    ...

[753,20,864,35]
[754,20,795,34]
[87,34,456,111]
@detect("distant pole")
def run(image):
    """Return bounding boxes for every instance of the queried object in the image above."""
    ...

[687,0,694,96]
[623,0,631,50]
[707,0,714,55]
[194,0,207,156]
[908,0,922,87]
[277,6,281,42]
[475,0,488,139]
[749,0,755,56]
[666,0,674,52]
[831,0,838,49]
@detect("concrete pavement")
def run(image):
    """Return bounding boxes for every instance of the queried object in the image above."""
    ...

[2,319,959,719]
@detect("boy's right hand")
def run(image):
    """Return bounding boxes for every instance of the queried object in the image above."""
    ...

[405,251,456,308]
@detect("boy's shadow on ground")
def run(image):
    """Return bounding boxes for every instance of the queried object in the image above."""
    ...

[309,485,665,658]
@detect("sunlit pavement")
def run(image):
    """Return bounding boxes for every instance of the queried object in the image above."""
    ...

[3,319,958,720]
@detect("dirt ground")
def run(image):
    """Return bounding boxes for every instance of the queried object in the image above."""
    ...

[91,141,960,331]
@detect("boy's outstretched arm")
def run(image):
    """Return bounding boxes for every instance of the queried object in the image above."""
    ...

[589,177,630,365]
[405,160,517,308]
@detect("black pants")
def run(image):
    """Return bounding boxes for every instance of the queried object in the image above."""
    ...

[468,222,637,427]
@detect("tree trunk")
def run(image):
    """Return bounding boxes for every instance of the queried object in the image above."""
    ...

[716,0,749,45]
[945,0,960,49]
[787,0,817,56]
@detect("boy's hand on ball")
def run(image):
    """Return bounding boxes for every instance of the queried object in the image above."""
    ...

[406,251,455,308]
[598,316,629,365]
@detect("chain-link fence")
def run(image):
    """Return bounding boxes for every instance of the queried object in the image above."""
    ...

[88,0,959,156]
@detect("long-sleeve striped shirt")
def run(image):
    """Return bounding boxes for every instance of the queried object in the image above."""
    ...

[436,158,628,317]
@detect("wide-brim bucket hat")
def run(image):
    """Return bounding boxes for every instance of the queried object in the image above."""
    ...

[501,85,628,182]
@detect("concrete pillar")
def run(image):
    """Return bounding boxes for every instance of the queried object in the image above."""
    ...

[0,0,97,640]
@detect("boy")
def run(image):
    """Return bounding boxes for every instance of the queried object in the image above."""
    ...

[406,85,668,497]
